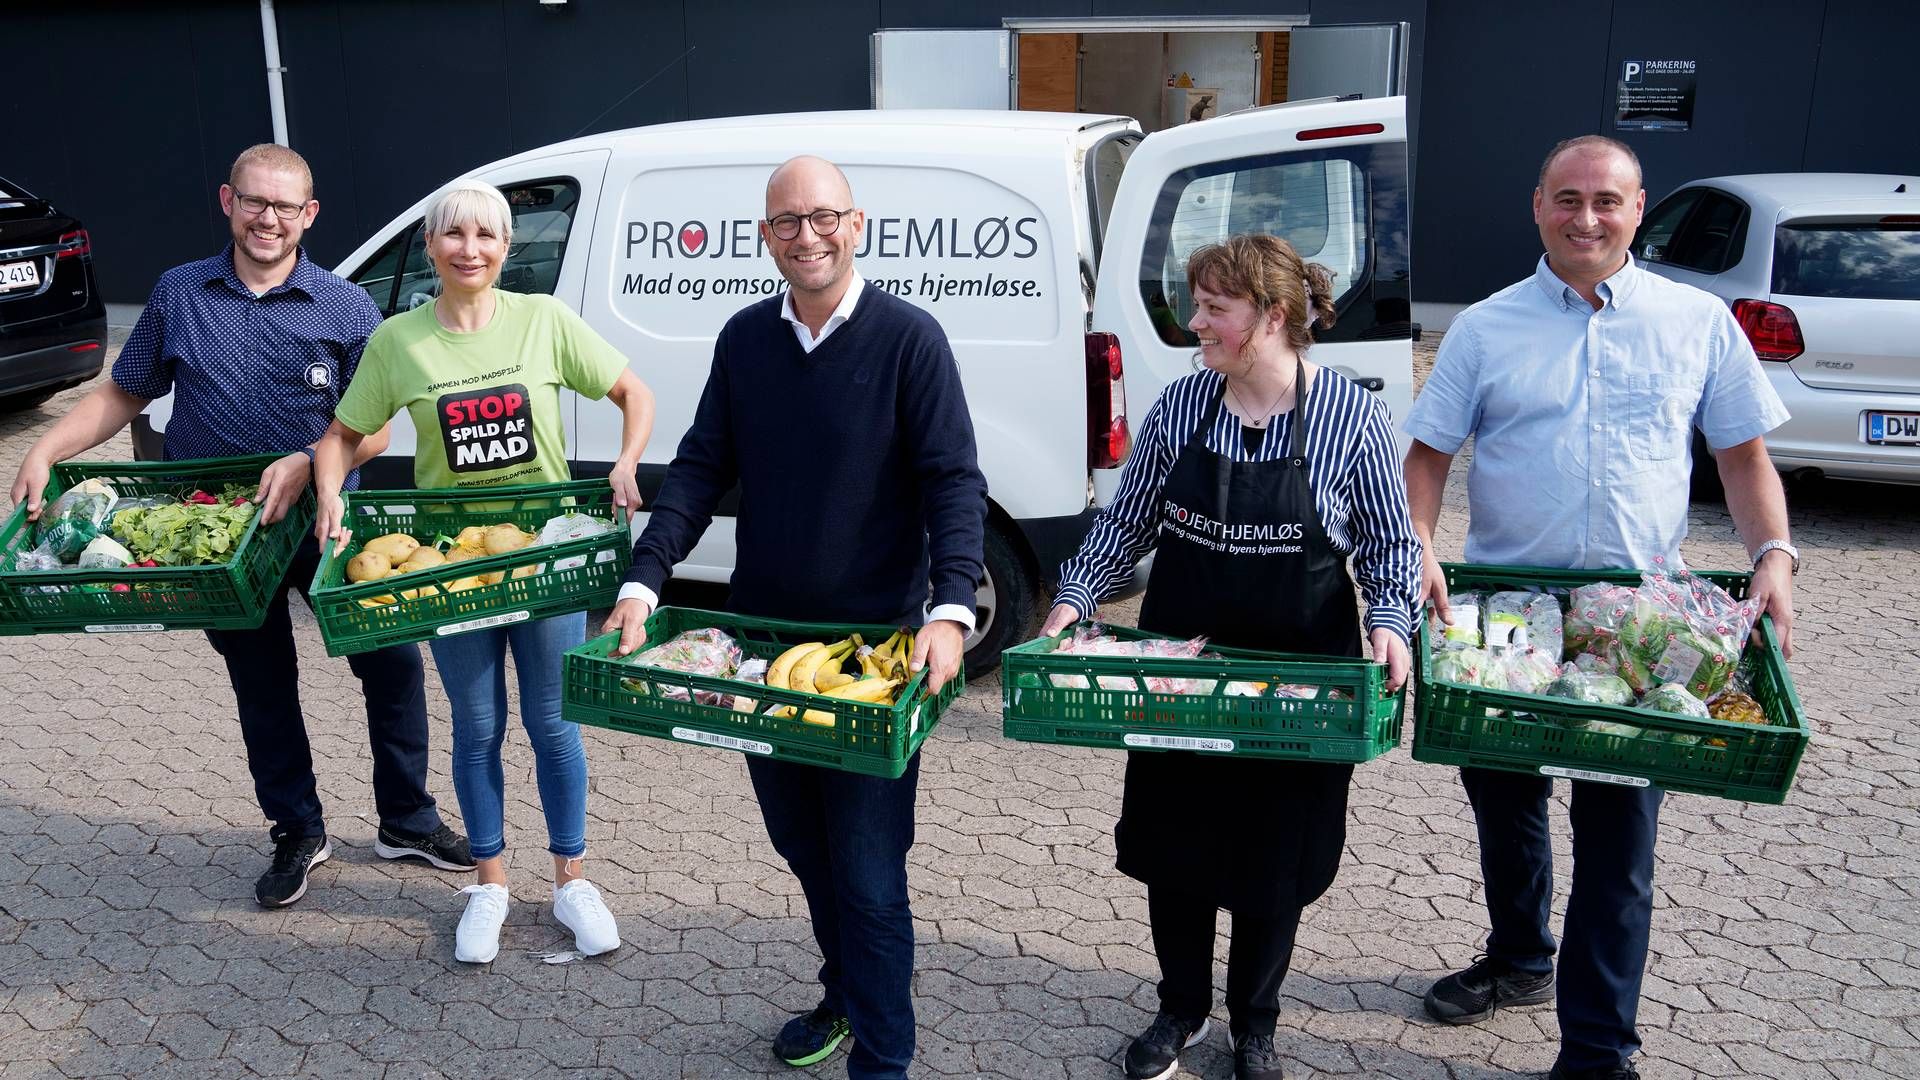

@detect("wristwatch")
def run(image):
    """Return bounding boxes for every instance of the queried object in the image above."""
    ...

[1752,539,1800,575]
[295,446,316,464]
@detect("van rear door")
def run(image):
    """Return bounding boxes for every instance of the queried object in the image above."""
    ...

[1090,95,1412,503]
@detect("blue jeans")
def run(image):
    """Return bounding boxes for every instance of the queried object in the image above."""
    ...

[1462,766,1664,1072]
[205,539,441,843]
[747,752,920,1080]
[428,612,588,860]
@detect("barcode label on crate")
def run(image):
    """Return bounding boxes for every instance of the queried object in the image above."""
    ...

[672,727,773,755]
[1539,765,1651,787]
[553,555,586,572]
[1124,733,1235,753]
[437,610,531,636]
[84,623,164,634]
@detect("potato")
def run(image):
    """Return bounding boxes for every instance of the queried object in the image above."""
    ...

[453,526,490,552]
[362,533,420,562]
[483,524,532,555]
[510,564,542,580]
[443,546,477,565]
[446,575,487,593]
[346,551,392,583]
[358,593,397,609]
[399,547,446,572]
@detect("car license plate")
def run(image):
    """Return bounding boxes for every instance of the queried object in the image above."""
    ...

[1866,411,1920,445]
[0,259,40,293]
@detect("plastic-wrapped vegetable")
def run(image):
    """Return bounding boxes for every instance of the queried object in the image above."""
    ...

[1543,671,1634,707]
[36,479,118,561]
[1047,625,1212,693]
[535,512,617,546]
[1639,683,1709,717]
[1489,647,1563,695]
[620,627,744,704]
[77,535,135,570]
[1565,582,1637,659]
[1432,646,1498,687]
[1486,591,1564,657]
[1612,571,1758,700]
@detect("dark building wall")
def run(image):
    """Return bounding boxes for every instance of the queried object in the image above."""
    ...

[1414,0,1920,303]
[10,1,1907,305]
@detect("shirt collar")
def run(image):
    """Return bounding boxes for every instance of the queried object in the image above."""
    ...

[1533,253,1642,312]
[204,243,321,299]
[780,270,865,330]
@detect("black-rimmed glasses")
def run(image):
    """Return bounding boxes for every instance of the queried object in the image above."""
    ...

[233,191,311,220]
[767,208,856,240]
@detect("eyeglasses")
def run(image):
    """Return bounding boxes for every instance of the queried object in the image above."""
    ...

[766,208,856,241]
[232,191,310,220]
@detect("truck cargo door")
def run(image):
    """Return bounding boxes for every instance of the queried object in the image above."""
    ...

[870,29,1012,108]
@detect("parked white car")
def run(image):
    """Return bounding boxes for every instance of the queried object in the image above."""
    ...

[1634,172,1920,486]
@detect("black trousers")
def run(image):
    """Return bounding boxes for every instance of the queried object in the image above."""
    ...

[1149,881,1303,1039]
[1462,766,1663,1072]
[204,540,440,843]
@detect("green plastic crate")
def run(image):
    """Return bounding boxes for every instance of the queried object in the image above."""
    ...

[563,606,959,779]
[1411,562,1810,803]
[1000,621,1404,762]
[0,455,312,634]
[309,479,631,656]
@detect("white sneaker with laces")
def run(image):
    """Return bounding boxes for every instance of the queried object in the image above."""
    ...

[454,883,510,963]
[552,879,620,956]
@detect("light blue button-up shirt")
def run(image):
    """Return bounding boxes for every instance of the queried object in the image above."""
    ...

[1404,256,1788,571]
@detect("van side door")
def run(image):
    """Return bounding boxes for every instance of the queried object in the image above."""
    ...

[1091,95,1412,500]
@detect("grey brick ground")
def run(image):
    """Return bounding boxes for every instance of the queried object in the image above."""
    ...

[0,339,1915,1078]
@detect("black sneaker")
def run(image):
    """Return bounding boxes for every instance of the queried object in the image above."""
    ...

[373,824,476,871]
[255,834,330,908]
[772,1004,851,1067]
[1124,1011,1210,1080]
[1548,1063,1640,1080]
[1423,954,1555,1025]
[1229,1031,1285,1080]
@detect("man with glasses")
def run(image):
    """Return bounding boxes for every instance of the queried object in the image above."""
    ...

[605,155,988,1080]
[9,144,472,909]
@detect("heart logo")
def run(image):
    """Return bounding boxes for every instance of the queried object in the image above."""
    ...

[679,224,707,255]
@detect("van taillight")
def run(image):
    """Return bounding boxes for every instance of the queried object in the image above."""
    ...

[1085,332,1129,469]
[1732,299,1804,361]
[56,229,90,259]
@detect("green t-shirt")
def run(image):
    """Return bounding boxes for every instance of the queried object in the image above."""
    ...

[336,290,627,490]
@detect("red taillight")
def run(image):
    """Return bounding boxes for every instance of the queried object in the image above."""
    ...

[56,229,90,259]
[1297,123,1386,141]
[1732,299,1804,361]
[67,342,102,353]
[1085,331,1130,469]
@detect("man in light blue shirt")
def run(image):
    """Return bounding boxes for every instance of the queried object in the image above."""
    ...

[1402,136,1797,1080]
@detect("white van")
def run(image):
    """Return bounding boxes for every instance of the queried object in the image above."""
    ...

[139,99,1413,666]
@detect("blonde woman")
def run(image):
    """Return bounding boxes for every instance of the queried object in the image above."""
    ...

[313,180,654,964]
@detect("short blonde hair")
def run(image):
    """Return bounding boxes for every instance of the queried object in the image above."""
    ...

[229,144,314,200]
[422,179,513,246]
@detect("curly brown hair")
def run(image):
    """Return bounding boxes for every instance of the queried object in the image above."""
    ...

[1184,235,1337,358]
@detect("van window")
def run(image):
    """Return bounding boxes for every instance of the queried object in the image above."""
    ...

[351,178,583,317]
[1138,143,1411,346]
[1086,131,1140,260]
[1773,219,1920,300]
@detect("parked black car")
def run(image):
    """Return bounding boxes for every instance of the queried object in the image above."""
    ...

[0,174,107,410]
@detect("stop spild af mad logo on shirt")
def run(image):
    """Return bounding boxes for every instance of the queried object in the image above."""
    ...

[438,384,535,472]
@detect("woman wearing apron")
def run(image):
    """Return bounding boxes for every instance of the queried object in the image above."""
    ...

[1044,235,1421,1080]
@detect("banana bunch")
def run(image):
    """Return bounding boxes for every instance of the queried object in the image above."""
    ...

[764,629,916,727]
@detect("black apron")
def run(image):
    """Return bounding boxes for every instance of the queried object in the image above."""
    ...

[1117,363,1362,914]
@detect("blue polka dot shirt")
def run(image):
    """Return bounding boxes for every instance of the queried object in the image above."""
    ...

[112,244,382,488]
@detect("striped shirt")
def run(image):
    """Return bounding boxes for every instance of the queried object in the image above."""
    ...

[1055,368,1423,645]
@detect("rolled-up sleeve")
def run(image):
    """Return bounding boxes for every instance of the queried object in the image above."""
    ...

[1053,394,1174,620]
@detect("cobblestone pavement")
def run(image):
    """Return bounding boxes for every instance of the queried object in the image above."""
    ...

[0,338,1915,1079]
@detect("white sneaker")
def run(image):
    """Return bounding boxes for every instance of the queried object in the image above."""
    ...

[552,879,620,956]
[454,883,510,963]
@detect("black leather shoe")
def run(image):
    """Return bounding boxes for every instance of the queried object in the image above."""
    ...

[1547,1062,1640,1079]
[772,1004,851,1067]
[374,823,476,871]
[255,833,330,908]
[1124,1011,1209,1080]
[1423,954,1554,1025]
[1230,1030,1286,1080]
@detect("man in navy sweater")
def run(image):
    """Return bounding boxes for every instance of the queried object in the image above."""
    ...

[604,156,987,1080]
